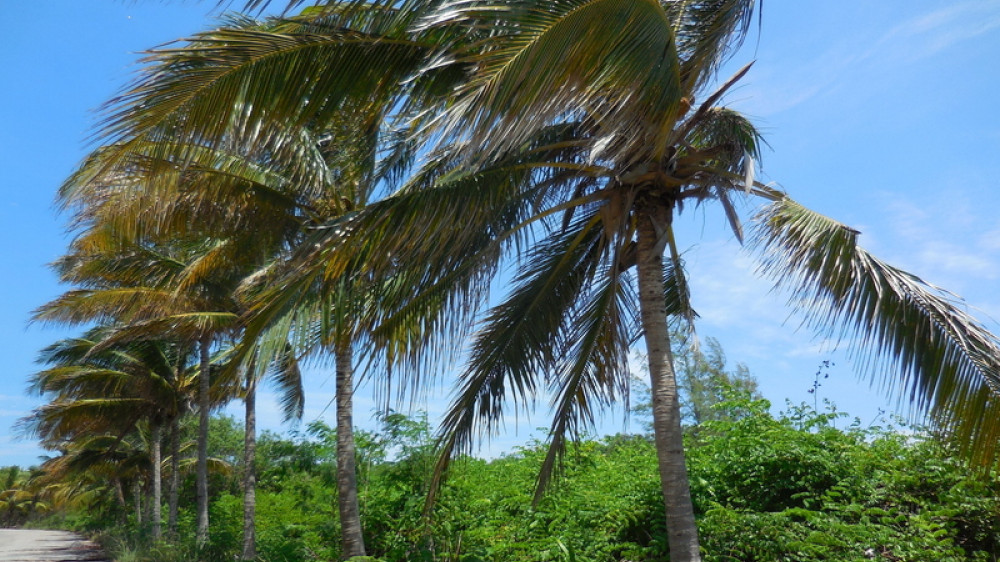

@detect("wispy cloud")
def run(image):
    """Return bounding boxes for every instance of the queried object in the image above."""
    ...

[875,192,1000,287]
[738,2,1000,117]
[978,228,1000,252]
[849,186,1000,329]
[876,3,1000,62]
[680,236,830,360]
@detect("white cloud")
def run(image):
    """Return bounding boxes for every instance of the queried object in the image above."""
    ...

[978,228,1000,252]
[918,242,999,279]
[877,3,1000,62]
[870,191,1000,295]
[735,3,1000,117]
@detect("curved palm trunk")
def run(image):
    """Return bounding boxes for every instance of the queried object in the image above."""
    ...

[167,416,180,537]
[196,335,211,546]
[241,375,257,561]
[151,423,162,540]
[335,341,366,559]
[635,206,701,562]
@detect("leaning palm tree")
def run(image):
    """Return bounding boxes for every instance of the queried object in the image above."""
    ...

[47,235,304,553]
[64,5,467,556]
[58,71,326,549]
[412,2,1000,560]
[60,124,344,557]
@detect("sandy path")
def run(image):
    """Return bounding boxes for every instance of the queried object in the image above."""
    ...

[0,530,108,561]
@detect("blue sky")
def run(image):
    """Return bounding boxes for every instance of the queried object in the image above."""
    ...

[2,1,1000,466]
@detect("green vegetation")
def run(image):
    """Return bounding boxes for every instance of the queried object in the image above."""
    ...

[9,401,1000,561]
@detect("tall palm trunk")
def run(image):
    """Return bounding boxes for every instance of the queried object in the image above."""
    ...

[133,478,143,527]
[168,416,180,537]
[151,423,162,540]
[635,205,701,562]
[196,334,211,546]
[241,375,257,561]
[169,352,186,537]
[335,341,366,558]
[113,477,127,524]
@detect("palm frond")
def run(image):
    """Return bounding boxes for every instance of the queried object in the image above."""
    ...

[666,0,757,94]
[271,342,305,422]
[663,229,697,325]
[29,367,134,398]
[683,104,763,174]
[534,261,637,503]
[428,211,615,509]
[423,0,682,165]
[55,233,189,290]
[96,10,434,174]
[32,288,185,327]
[96,312,241,350]
[752,197,1000,466]
[19,399,148,443]
[236,126,591,403]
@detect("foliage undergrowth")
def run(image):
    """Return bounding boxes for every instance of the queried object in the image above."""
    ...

[26,401,1000,561]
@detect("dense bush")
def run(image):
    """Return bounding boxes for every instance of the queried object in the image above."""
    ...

[688,399,1000,561]
[32,400,1000,561]
[347,399,1000,562]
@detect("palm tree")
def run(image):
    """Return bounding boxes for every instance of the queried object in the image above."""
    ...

[412,2,1000,560]
[62,6,463,556]
[249,3,1000,559]
[59,130,338,556]
[0,467,48,528]
[70,2,1000,560]
[57,81,328,549]
[22,328,195,539]
[35,434,149,523]
[35,224,248,545]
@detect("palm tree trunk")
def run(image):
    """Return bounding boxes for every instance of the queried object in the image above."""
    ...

[196,334,211,546]
[335,341,366,558]
[151,423,162,540]
[241,375,257,561]
[144,478,153,526]
[133,478,143,527]
[169,351,187,538]
[635,206,702,562]
[168,416,180,537]
[113,476,128,525]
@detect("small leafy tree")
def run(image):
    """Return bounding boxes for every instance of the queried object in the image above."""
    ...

[633,334,762,431]
[677,336,761,426]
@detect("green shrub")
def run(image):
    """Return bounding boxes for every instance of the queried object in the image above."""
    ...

[51,406,1000,561]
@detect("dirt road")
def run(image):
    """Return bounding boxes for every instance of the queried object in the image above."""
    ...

[0,530,108,561]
